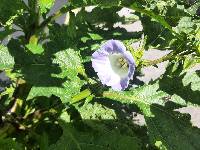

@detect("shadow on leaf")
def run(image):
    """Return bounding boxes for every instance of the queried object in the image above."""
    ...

[146,102,200,150]
[159,63,200,105]
[7,39,68,87]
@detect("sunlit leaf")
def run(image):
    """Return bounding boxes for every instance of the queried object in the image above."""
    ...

[0,45,14,70]
[39,0,55,13]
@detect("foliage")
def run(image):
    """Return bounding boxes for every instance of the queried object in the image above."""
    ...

[0,0,199,150]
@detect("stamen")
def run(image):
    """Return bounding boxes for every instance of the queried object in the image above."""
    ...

[108,53,129,79]
[118,57,129,69]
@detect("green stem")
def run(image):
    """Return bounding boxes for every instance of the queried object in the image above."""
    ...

[71,89,92,104]
[143,51,174,67]
[102,91,142,105]
[141,48,197,67]
[35,0,40,28]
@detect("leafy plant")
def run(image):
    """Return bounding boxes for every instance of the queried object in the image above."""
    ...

[0,0,199,150]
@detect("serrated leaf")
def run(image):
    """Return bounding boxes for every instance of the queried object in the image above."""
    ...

[53,49,82,75]
[103,83,169,117]
[159,68,200,106]
[173,17,195,34]
[146,104,200,150]
[78,102,117,120]
[0,45,14,70]
[103,70,200,149]
[28,49,84,103]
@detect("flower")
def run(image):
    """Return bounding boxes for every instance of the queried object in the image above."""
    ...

[91,40,136,91]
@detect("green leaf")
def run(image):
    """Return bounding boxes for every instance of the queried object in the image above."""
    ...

[49,108,142,150]
[102,70,200,149]
[26,43,44,54]
[103,83,171,117]
[103,69,200,113]
[130,3,173,32]
[140,15,174,48]
[67,12,77,39]
[78,102,117,120]
[0,138,23,150]
[0,45,14,70]
[146,104,200,150]
[52,48,83,78]
[159,63,200,106]
[185,1,200,16]
[88,33,103,40]
[39,0,55,14]
[173,17,195,34]
[28,48,84,103]
[0,0,25,24]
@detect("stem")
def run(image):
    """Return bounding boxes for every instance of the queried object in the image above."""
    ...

[102,91,140,104]
[24,0,40,43]
[9,79,32,115]
[36,8,68,33]
[71,89,92,104]
[78,66,90,82]
[143,51,174,67]
[35,0,40,28]
[141,47,197,67]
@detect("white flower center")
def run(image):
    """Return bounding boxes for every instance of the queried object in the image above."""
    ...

[108,53,129,78]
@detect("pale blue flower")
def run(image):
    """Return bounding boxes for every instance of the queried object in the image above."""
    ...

[92,40,136,91]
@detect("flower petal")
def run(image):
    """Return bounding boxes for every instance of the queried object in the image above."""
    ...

[101,40,126,54]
